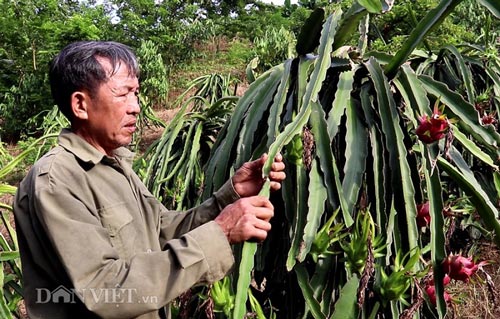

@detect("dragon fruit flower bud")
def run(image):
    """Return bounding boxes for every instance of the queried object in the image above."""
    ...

[416,202,431,228]
[425,285,452,306]
[442,254,484,282]
[429,273,451,286]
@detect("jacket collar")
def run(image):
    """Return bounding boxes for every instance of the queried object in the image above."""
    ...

[58,128,135,165]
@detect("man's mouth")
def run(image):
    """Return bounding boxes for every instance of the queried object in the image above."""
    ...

[124,122,136,133]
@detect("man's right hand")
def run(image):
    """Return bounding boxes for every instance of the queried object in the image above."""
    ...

[214,196,274,244]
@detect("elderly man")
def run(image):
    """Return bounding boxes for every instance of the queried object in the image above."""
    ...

[14,41,285,319]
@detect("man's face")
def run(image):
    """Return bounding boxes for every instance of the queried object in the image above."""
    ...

[80,58,140,155]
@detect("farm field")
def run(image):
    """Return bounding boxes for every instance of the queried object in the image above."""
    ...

[1,1,500,318]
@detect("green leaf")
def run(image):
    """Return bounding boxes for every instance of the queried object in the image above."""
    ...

[0,204,13,212]
[331,274,360,319]
[357,0,383,13]
[310,101,353,226]
[485,61,500,99]
[333,3,367,52]
[342,98,368,216]
[295,264,326,319]
[422,145,447,318]
[440,45,475,104]
[0,184,17,196]
[264,10,342,176]
[452,125,498,169]
[1,211,18,252]
[286,165,308,271]
[236,66,283,166]
[366,58,419,252]
[385,0,464,79]
[246,57,259,84]
[495,172,500,201]
[0,233,13,252]
[206,69,274,193]
[143,101,191,194]
[0,263,13,319]
[359,84,389,232]
[303,10,341,105]
[0,252,19,262]
[248,289,265,319]
[438,148,500,247]
[175,122,203,210]
[299,159,327,262]
[233,242,257,319]
[267,60,292,147]
[310,254,336,315]
[327,70,354,138]
[478,0,500,18]
[0,133,59,180]
[394,64,431,120]
[263,101,311,177]
[296,8,325,55]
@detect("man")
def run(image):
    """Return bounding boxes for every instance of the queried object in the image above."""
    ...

[14,41,285,319]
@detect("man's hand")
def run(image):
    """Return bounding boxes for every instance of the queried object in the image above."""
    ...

[214,196,274,244]
[232,153,286,197]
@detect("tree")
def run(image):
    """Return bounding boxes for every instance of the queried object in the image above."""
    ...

[0,0,111,140]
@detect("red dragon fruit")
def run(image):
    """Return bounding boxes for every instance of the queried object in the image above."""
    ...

[416,107,449,144]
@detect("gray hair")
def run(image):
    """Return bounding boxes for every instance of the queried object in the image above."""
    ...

[49,41,140,120]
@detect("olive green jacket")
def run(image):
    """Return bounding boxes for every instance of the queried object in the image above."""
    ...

[14,129,237,319]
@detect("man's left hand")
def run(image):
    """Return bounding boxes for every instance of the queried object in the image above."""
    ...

[232,153,286,197]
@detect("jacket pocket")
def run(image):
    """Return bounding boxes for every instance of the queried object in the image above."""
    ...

[98,202,135,259]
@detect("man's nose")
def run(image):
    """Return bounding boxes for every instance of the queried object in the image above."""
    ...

[128,95,140,115]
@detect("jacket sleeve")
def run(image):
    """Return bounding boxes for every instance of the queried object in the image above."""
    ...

[158,179,240,247]
[34,181,235,319]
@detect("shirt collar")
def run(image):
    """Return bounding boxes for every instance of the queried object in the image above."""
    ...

[58,128,135,165]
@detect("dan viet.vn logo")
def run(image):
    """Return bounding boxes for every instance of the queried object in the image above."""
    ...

[36,286,159,304]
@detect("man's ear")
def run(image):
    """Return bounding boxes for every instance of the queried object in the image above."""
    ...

[70,91,90,120]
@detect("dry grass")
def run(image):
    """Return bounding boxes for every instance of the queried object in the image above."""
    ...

[447,242,500,318]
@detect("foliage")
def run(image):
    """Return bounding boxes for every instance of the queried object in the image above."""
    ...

[136,41,169,109]
[224,38,255,68]
[193,1,500,318]
[0,0,217,141]
[0,72,52,141]
[107,0,214,68]
[454,0,500,42]
[0,0,311,141]
[1,0,499,318]
[252,26,297,72]
[0,207,22,319]
[219,3,309,42]
[369,0,476,53]
[135,73,238,210]
[0,144,12,169]
[0,0,110,141]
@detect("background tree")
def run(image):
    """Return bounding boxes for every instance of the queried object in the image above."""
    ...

[0,0,110,140]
